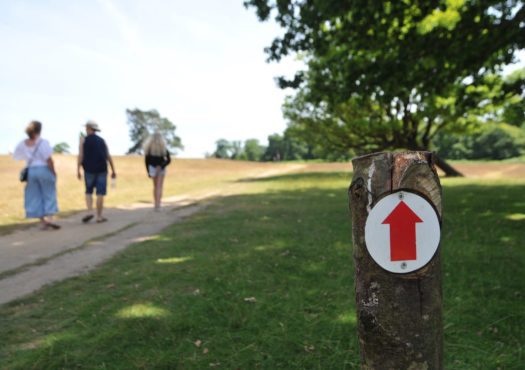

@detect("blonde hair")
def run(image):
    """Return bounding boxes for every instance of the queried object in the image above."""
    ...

[144,132,167,156]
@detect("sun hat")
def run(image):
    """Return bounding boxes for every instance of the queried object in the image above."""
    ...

[85,120,101,132]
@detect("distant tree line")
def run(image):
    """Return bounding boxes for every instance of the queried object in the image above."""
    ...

[210,134,302,162]
[434,122,525,160]
[212,66,525,162]
[212,119,525,163]
[210,130,352,162]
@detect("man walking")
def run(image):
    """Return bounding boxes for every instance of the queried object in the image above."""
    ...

[77,121,116,223]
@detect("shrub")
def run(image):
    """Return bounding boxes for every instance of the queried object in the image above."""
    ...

[433,123,525,160]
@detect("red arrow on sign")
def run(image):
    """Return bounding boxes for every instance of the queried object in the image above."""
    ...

[382,200,423,261]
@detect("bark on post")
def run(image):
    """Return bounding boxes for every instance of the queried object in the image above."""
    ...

[348,151,443,370]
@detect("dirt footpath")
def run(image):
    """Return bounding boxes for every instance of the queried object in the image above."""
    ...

[0,165,305,306]
[0,199,205,305]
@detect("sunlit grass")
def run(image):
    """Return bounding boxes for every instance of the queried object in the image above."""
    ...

[506,213,525,221]
[156,256,192,264]
[336,312,358,325]
[116,303,170,319]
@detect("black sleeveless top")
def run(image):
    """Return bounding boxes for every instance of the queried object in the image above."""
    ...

[82,134,108,173]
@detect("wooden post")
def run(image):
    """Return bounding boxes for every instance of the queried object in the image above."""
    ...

[348,151,443,369]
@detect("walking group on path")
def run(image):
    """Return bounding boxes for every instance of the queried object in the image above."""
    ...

[13,120,172,230]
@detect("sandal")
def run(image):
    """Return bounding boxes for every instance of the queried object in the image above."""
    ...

[82,214,94,223]
[41,222,61,230]
[96,218,108,223]
[47,222,61,230]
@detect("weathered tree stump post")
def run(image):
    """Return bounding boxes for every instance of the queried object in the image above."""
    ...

[349,151,443,369]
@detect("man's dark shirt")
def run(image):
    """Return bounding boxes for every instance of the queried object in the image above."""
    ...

[82,134,108,173]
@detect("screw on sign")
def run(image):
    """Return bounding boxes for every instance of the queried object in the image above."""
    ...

[365,191,440,274]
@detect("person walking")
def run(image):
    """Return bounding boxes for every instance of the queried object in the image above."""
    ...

[144,132,171,211]
[13,121,60,230]
[77,121,116,223]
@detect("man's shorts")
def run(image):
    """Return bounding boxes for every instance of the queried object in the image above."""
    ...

[84,172,107,196]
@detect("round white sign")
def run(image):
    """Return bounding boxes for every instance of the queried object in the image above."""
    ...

[364,191,441,274]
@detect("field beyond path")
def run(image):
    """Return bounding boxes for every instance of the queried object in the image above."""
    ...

[0,156,305,233]
[2,155,524,232]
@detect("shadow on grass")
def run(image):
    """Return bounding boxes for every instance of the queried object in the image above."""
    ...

[236,171,352,183]
[0,174,524,369]
[0,209,86,236]
[0,181,358,369]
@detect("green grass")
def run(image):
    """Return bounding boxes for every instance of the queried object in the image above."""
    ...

[0,172,524,369]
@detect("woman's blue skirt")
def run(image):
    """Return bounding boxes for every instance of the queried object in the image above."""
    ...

[24,166,58,218]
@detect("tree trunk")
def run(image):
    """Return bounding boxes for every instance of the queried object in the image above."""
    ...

[433,155,463,177]
[348,151,443,369]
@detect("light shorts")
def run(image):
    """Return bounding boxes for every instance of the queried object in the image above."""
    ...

[148,165,166,178]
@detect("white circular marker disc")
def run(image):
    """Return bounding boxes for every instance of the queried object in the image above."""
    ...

[364,191,441,273]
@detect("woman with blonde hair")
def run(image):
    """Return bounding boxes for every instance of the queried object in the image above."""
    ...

[144,132,171,210]
[13,121,60,230]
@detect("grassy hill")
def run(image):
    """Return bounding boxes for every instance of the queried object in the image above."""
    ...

[2,154,525,232]
[0,155,287,233]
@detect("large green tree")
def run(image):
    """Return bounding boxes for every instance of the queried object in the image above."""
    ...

[245,0,525,175]
[126,108,183,154]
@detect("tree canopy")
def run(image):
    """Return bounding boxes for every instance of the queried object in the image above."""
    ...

[53,142,70,154]
[212,139,234,159]
[245,0,525,174]
[126,108,183,154]
[211,138,266,160]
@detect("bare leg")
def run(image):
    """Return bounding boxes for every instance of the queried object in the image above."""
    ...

[86,194,93,213]
[152,178,157,208]
[81,194,95,223]
[154,175,164,209]
[155,176,161,209]
[156,175,165,209]
[153,166,162,210]
[96,195,104,220]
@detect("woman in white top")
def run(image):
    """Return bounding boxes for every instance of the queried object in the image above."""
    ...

[13,121,60,230]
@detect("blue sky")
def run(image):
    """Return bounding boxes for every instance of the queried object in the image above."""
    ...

[0,0,301,157]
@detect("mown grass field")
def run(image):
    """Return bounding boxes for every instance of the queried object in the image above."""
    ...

[0,166,523,369]
[0,155,284,233]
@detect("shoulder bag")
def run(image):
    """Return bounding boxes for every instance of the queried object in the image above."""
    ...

[20,140,43,182]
